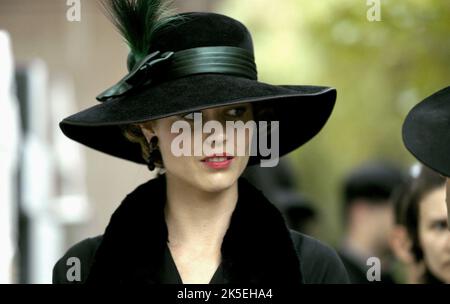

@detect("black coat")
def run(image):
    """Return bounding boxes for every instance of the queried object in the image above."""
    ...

[53,175,349,284]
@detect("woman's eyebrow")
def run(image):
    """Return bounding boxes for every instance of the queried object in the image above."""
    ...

[223,104,249,110]
[428,218,448,225]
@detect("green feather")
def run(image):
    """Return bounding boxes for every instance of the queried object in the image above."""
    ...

[100,0,186,69]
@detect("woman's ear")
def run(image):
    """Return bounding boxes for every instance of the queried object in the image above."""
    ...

[389,225,416,264]
[138,122,156,143]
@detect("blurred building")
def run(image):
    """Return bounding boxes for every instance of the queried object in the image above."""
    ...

[0,0,223,284]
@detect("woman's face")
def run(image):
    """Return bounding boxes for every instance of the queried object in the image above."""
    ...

[140,103,254,193]
[418,185,450,283]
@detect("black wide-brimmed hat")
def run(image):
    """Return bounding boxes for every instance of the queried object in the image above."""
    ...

[402,86,450,176]
[59,0,336,166]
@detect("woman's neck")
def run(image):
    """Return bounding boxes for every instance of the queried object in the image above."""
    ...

[164,173,238,249]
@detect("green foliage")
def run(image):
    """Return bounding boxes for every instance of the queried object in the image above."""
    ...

[221,0,450,244]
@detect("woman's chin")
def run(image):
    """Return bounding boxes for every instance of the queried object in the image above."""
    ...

[196,172,239,193]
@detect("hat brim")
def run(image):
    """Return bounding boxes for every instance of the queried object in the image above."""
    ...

[60,74,336,166]
[402,86,450,177]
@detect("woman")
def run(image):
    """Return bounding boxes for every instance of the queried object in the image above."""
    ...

[394,165,450,283]
[402,86,450,227]
[52,0,348,284]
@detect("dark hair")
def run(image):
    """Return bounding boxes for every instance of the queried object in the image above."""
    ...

[342,161,406,215]
[394,165,446,283]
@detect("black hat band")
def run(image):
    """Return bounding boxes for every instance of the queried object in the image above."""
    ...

[97,46,257,102]
[168,46,257,80]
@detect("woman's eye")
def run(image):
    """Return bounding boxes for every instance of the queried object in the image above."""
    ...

[226,107,247,117]
[432,220,448,231]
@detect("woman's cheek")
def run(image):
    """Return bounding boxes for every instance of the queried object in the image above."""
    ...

[421,228,443,272]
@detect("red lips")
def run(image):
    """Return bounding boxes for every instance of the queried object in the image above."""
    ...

[201,152,234,161]
[201,153,235,169]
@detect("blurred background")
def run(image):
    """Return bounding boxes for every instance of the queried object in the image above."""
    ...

[0,0,449,283]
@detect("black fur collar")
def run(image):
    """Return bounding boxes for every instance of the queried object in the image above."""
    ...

[86,174,303,284]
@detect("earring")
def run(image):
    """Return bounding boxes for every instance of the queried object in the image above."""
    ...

[147,136,159,171]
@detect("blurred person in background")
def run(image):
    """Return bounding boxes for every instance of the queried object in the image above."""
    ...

[392,165,450,283]
[243,158,319,236]
[389,170,425,284]
[338,161,406,283]
[271,191,318,236]
[403,87,450,227]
